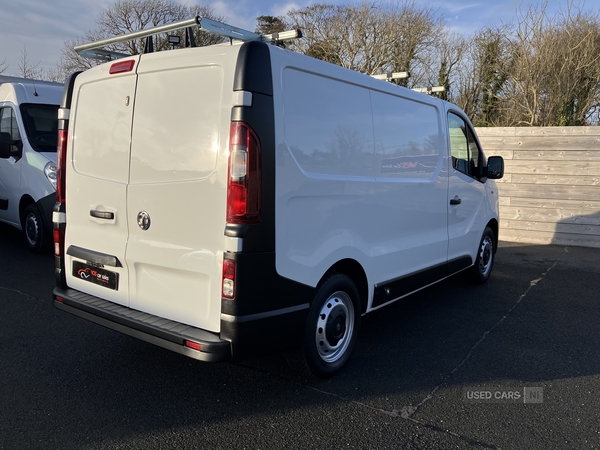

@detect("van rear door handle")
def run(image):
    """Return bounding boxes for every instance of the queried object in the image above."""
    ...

[450,196,462,205]
[90,210,114,220]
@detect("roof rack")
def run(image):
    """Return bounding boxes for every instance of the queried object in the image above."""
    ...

[412,86,446,95]
[75,16,302,61]
[371,72,410,82]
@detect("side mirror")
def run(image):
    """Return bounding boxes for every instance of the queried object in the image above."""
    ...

[0,131,23,159]
[486,155,504,180]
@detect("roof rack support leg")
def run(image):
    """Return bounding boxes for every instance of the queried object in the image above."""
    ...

[185,27,196,48]
[144,36,154,54]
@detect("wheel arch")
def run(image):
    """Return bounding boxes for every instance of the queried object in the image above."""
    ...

[321,259,368,315]
[18,194,36,225]
[486,218,499,253]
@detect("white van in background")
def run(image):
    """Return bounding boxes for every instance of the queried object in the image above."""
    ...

[53,18,504,378]
[0,76,63,252]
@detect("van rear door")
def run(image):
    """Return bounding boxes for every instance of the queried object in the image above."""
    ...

[63,58,139,306]
[125,49,234,333]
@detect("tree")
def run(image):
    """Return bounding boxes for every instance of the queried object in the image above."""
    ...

[455,26,512,126]
[507,1,600,126]
[385,0,443,87]
[59,0,224,75]
[285,0,443,83]
[431,31,465,102]
[255,15,286,35]
[18,46,41,79]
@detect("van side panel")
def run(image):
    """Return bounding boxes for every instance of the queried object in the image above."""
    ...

[221,43,314,360]
[271,50,448,309]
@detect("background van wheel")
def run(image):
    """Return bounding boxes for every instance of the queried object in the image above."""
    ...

[303,273,361,378]
[469,227,495,284]
[22,204,48,253]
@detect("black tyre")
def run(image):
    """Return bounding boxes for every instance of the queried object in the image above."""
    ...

[22,204,48,253]
[303,273,361,378]
[469,227,495,284]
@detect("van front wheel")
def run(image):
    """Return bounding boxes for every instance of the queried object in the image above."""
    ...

[469,227,495,284]
[304,274,361,378]
[22,204,47,253]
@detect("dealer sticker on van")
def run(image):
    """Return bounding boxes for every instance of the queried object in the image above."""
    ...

[73,261,119,290]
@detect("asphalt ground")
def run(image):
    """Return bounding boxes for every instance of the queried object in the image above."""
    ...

[1,221,599,449]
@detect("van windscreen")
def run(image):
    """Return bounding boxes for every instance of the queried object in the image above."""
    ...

[20,103,59,153]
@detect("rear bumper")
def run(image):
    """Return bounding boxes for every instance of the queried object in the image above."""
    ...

[53,287,231,362]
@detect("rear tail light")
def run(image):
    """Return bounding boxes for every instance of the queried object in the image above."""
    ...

[227,122,261,224]
[53,228,62,257]
[56,129,68,204]
[222,259,236,299]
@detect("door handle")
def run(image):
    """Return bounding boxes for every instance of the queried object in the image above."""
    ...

[90,209,114,220]
[450,196,462,205]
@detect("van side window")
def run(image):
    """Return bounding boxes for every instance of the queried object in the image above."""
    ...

[0,107,21,141]
[448,112,480,179]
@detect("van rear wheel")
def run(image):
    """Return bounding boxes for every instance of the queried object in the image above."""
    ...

[303,273,361,378]
[22,204,47,253]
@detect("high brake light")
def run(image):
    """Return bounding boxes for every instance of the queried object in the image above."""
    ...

[227,122,261,224]
[109,60,135,74]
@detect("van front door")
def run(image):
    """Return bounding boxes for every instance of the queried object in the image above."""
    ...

[0,106,22,226]
[446,112,487,272]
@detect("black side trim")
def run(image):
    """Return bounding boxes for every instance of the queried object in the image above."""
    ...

[373,263,444,308]
[446,255,473,277]
[53,287,231,362]
[372,256,475,309]
[0,198,7,210]
[222,306,309,362]
[233,41,273,96]
[220,251,313,361]
[221,303,309,323]
[221,252,312,317]
[66,245,123,267]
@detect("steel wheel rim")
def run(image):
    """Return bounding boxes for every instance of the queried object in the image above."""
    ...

[315,291,354,363]
[478,236,493,277]
[25,212,39,246]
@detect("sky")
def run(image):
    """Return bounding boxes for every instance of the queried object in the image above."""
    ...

[0,0,585,76]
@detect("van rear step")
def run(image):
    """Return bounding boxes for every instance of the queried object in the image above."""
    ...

[53,288,231,362]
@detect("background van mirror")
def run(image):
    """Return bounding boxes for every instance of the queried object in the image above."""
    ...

[0,132,22,159]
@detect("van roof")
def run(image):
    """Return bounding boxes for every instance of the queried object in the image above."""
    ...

[0,77,63,105]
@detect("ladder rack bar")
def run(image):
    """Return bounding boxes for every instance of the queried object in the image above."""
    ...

[371,72,410,81]
[74,17,199,54]
[198,17,262,41]
[412,86,446,94]
[74,16,302,61]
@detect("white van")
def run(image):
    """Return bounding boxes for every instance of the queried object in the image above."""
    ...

[0,76,63,252]
[53,18,504,377]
